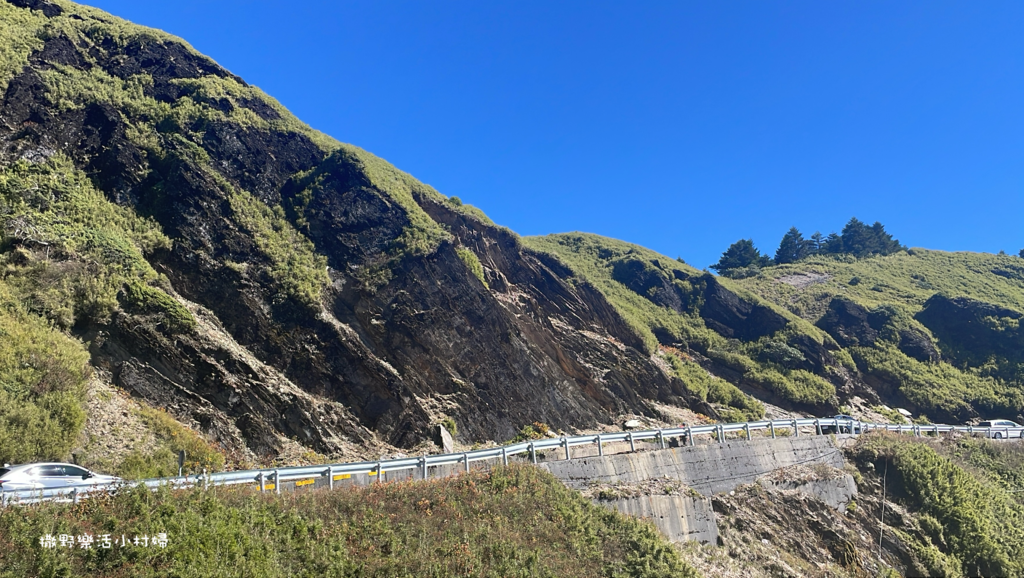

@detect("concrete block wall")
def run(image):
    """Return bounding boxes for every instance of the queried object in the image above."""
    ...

[540,435,845,496]
[604,495,718,545]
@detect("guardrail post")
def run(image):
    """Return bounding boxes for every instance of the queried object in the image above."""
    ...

[71,488,78,504]
[502,447,508,466]
[769,421,776,439]
[815,419,821,436]
[718,425,725,443]
[422,455,428,480]
[463,453,469,473]
[529,443,537,464]
[658,429,666,449]
[597,435,604,457]
[328,466,334,490]
[793,419,799,437]
[274,469,280,494]
[744,423,751,441]
[563,437,570,461]
[687,426,694,446]
[203,468,208,490]
[627,432,635,452]
[258,472,264,492]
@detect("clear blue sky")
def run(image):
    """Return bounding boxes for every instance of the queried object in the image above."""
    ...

[84,0,1024,268]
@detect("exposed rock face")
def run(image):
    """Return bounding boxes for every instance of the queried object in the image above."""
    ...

[0,1,703,459]
[818,298,941,365]
[699,277,789,341]
[916,294,1024,366]
[897,328,940,363]
[816,298,880,348]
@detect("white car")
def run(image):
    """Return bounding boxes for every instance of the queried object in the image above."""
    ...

[976,420,1024,439]
[0,463,121,492]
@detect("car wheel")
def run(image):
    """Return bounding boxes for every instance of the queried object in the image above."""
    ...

[994,432,1003,440]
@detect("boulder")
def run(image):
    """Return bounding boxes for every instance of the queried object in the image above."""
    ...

[433,424,454,454]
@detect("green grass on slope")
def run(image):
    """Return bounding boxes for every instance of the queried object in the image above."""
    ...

[732,249,1024,322]
[0,279,91,464]
[732,250,1024,420]
[853,434,1024,578]
[0,1,46,94]
[0,464,698,578]
[0,155,193,332]
[523,233,832,410]
[523,233,717,354]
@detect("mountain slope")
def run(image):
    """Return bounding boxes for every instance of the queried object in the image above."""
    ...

[732,250,1024,422]
[0,0,714,470]
[526,231,1024,425]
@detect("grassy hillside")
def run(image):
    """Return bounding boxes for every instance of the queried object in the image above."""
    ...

[0,464,698,578]
[732,249,1024,321]
[526,234,1024,423]
[523,233,845,417]
[732,251,1024,422]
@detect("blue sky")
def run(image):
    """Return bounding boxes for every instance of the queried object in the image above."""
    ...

[85,0,1024,268]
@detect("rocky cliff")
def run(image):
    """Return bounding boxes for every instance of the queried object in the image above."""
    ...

[0,0,714,466]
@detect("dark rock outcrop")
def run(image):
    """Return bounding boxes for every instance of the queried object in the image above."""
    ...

[816,298,880,348]
[700,277,789,341]
[916,294,1024,367]
[0,1,704,457]
[896,328,940,363]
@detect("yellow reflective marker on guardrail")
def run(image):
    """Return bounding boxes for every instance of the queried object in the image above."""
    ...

[295,479,315,487]
[333,473,351,481]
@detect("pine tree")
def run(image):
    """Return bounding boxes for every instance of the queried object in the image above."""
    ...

[775,227,810,264]
[711,239,771,273]
[821,232,843,254]
[809,232,824,254]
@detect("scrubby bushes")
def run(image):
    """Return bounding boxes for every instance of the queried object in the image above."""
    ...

[663,352,764,421]
[854,435,1024,577]
[0,281,91,463]
[0,464,698,578]
[456,246,487,288]
[0,156,191,333]
[116,407,224,479]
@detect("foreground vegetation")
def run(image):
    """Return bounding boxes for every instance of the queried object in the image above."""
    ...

[0,464,697,578]
[851,434,1024,577]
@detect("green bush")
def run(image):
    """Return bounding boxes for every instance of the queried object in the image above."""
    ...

[0,281,91,463]
[228,188,328,309]
[455,246,487,288]
[120,278,196,333]
[664,352,764,420]
[116,406,224,479]
[440,417,457,438]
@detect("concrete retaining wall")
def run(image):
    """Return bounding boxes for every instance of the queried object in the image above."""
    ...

[758,475,857,511]
[603,495,718,545]
[541,435,844,496]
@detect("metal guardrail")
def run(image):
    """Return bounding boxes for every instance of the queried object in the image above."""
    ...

[2,417,1022,505]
